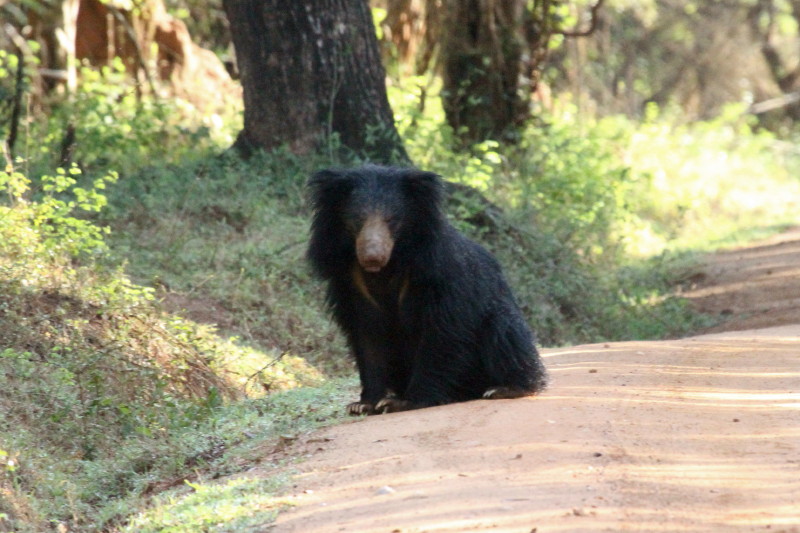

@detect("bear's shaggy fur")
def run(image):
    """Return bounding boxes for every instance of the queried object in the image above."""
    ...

[308,165,547,414]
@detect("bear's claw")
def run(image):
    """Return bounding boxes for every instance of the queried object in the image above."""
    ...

[375,397,414,414]
[482,387,533,400]
[346,401,375,416]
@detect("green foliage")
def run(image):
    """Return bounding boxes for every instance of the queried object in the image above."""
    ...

[164,0,230,55]
[393,79,632,258]
[501,120,632,258]
[22,165,116,255]
[121,379,355,532]
[614,104,800,254]
[0,162,325,532]
[8,60,237,176]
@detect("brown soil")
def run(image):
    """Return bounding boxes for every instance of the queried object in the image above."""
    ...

[269,229,800,533]
[683,226,800,334]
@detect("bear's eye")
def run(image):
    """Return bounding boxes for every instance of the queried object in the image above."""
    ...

[385,215,401,229]
[342,215,360,234]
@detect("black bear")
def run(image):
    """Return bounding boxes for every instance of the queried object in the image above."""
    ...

[308,165,547,414]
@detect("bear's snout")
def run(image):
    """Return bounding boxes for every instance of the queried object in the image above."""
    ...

[356,214,394,272]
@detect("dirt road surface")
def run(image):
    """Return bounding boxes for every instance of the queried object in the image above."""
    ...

[684,226,800,333]
[271,230,800,533]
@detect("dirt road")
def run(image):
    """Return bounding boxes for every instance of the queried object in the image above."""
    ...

[684,226,800,333]
[271,230,800,533]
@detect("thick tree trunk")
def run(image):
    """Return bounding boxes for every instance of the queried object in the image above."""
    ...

[223,0,409,164]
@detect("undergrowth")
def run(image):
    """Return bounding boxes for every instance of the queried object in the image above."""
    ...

[0,162,327,532]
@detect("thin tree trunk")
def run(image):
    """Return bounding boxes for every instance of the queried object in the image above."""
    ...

[440,0,529,145]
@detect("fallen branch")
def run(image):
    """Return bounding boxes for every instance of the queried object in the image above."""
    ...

[748,91,800,114]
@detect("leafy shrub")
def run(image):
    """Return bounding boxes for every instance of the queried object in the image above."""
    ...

[0,162,321,531]
[613,104,800,254]
[5,59,238,178]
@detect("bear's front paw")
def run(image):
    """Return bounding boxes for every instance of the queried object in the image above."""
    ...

[347,401,375,416]
[374,397,414,414]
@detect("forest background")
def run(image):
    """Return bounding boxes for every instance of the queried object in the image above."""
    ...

[1,1,800,531]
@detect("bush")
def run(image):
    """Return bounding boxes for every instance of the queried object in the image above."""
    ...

[0,162,322,531]
[614,104,800,254]
[3,58,238,177]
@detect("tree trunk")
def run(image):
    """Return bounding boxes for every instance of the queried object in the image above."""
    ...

[222,0,409,164]
[440,0,529,145]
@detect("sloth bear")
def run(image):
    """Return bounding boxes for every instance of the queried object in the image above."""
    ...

[308,165,547,415]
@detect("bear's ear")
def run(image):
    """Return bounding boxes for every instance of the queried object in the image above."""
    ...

[402,169,444,207]
[308,169,355,209]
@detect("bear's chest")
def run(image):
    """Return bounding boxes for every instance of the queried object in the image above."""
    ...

[351,265,411,317]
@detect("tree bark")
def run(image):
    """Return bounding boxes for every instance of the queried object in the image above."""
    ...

[438,0,605,146]
[223,0,409,164]
[440,0,529,145]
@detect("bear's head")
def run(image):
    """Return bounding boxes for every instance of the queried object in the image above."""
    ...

[308,165,443,274]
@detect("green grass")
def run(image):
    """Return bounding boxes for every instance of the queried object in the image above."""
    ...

[119,379,357,533]
[104,151,354,374]
[123,476,287,533]
[0,162,347,532]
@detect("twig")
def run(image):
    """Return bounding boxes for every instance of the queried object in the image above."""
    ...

[59,122,77,168]
[748,91,800,114]
[2,141,13,169]
[244,351,287,397]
